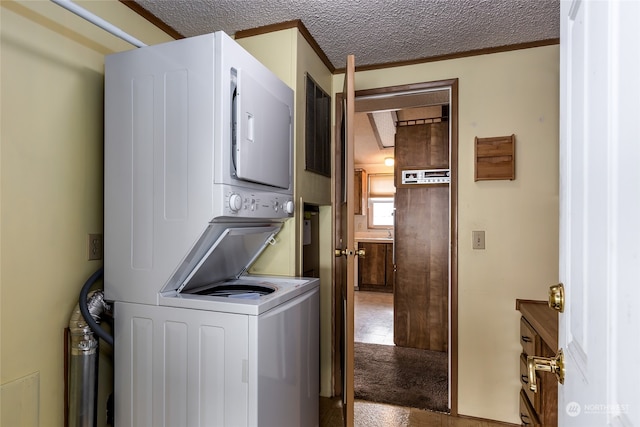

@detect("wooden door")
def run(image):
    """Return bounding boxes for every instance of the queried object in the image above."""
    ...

[558,1,640,425]
[393,121,449,351]
[333,54,355,426]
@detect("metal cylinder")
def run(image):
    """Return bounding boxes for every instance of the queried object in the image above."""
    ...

[68,291,107,427]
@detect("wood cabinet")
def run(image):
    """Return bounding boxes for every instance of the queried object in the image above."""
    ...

[357,242,393,292]
[384,244,394,289]
[354,169,366,215]
[516,300,558,427]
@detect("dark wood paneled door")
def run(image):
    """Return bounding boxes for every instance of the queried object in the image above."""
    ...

[394,121,449,351]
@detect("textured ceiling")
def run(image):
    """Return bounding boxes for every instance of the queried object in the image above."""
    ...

[132,0,559,70]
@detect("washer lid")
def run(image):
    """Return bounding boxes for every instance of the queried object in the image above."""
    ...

[169,223,282,295]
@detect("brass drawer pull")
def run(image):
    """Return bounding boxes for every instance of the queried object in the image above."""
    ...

[527,349,565,392]
[521,335,532,343]
[520,413,532,425]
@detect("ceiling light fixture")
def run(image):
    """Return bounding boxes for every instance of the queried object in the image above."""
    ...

[384,157,395,167]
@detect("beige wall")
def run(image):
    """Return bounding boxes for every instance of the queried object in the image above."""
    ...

[293,32,333,207]
[333,45,559,423]
[238,29,333,277]
[236,30,298,277]
[293,31,335,398]
[0,1,173,425]
[238,28,334,396]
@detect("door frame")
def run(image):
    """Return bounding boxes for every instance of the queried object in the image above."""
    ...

[333,78,459,416]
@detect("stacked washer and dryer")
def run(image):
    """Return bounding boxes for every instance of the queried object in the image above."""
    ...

[104,32,319,427]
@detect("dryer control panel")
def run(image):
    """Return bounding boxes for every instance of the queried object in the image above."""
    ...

[223,188,294,218]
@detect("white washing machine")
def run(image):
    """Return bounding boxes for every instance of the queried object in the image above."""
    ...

[103,32,319,426]
[114,230,319,427]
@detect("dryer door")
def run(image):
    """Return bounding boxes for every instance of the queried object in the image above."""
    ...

[233,68,292,189]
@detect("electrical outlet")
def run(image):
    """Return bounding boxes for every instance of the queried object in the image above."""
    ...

[88,233,103,260]
[472,230,485,250]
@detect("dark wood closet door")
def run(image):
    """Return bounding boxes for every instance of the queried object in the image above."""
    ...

[394,121,449,351]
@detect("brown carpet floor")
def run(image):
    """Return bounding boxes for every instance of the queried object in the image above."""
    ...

[354,342,449,413]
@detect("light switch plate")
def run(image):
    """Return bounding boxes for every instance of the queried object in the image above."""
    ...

[472,230,485,249]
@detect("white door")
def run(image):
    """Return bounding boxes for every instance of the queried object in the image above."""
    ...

[559,0,640,425]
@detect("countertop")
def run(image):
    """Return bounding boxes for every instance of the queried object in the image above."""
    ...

[355,237,393,243]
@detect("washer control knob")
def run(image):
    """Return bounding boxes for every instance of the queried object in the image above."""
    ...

[228,193,243,212]
[284,200,295,215]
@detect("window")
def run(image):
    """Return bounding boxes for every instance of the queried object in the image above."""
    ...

[367,174,395,228]
[369,197,395,227]
[305,74,331,177]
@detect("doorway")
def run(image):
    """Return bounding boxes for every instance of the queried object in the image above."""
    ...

[336,78,459,415]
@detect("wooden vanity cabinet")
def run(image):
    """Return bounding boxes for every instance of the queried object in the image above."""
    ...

[516,300,558,427]
[357,242,394,292]
[384,244,394,290]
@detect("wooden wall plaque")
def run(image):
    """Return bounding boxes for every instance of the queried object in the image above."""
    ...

[474,134,515,181]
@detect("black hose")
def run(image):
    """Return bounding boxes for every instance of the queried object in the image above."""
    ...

[79,267,114,347]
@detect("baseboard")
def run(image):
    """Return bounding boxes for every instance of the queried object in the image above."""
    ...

[456,413,519,427]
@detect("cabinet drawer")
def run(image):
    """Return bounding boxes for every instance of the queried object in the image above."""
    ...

[517,300,558,427]
[519,389,541,427]
[520,354,540,410]
[520,317,538,356]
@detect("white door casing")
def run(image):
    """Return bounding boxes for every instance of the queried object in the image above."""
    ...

[559,0,640,425]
